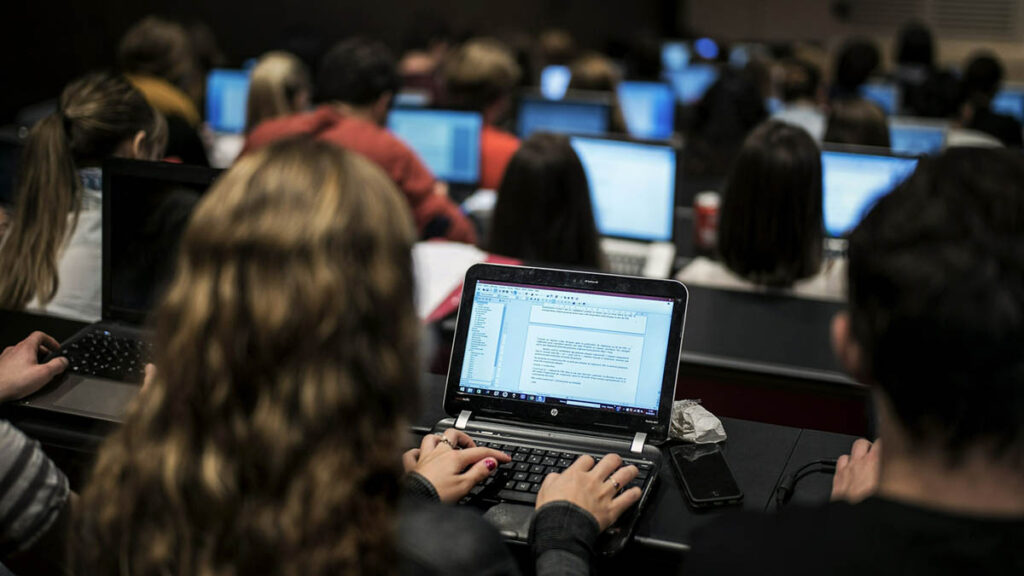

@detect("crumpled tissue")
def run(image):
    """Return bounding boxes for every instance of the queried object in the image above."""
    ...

[669,399,727,443]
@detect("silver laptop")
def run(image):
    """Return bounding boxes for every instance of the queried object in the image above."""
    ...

[570,135,678,278]
[435,263,688,554]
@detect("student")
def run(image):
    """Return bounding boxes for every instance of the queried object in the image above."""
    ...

[73,138,638,575]
[960,53,1023,148]
[678,121,844,301]
[118,16,209,166]
[824,98,891,148]
[243,38,475,244]
[772,58,826,142]
[245,51,311,132]
[442,38,522,190]
[0,73,166,321]
[831,39,881,100]
[684,148,1024,575]
[568,52,628,134]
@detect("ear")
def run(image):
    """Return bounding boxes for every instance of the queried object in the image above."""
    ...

[831,312,866,381]
[373,92,394,124]
[130,130,148,159]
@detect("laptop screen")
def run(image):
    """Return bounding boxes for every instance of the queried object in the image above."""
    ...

[858,82,900,115]
[661,41,691,73]
[889,121,947,156]
[540,65,572,100]
[206,69,250,134]
[388,109,483,184]
[992,87,1024,122]
[664,64,719,104]
[617,81,676,141]
[104,161,221,323]
[570,136,676,242]
[822,150,918,237]
[457,280,675,416]
[516,97,610,139]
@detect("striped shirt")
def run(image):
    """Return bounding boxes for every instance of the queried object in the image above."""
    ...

[0,421,69,555]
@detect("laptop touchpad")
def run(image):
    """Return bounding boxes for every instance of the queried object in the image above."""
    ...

[54,379,139,419]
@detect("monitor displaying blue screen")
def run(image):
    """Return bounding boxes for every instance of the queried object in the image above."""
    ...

[206,69,250,134]
[859,82,901,115]
[457,280,674,416]
[570,136,676,242]
[541,65,572,100]
[664,64,719,104]
[889,121,947,156]
[662,41,691,73]
[992,87,1024,122]
[394,89,432,108]
[617,81,676,141]
[822,150,919,237]
[517,98,610,138]
[388,109,483,184]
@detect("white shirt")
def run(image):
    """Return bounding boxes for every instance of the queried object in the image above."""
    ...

[677,256,847,302]
[772,102,826,143]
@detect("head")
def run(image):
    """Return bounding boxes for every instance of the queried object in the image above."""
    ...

[896,21,935,69]
[568,52,622,93]
[684,68,769,179]
[75,137,419,575]
[834,39,881,93]
[317,38,400,123]
[718,121,823,287]
[780,58,822,104]
[118,16,195,88]
[489,133,603,270]
[247,51,312,131]
[825,98,891,148]
[834,148,1024,469]
[442,38,521,123]
[0,72,166,310]
[539,28,576,66]
[962,53,1004,105]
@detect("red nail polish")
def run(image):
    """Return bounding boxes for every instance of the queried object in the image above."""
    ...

[485,458,497,471]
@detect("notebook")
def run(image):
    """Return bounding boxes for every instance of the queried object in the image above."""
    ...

[388,108,483,186]
[617,81,676,141]
[516,91,612,138]
[822,147,919,238]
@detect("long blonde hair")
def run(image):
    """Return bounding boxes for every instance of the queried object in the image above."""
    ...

[246,51,311,131]
[0,72,165,310]
[75,138,420,576]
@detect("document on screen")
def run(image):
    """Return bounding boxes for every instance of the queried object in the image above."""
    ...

[464,302,505,383]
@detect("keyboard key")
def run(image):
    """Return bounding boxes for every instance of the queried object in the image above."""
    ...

[541,457,557,466]
[496,489,537,505]
[527,455,543,464]
[512,453,527,462]
[514,463,530,472]
[512,472,528,482]
[545,450,560,457]
[527,473,544,483]
[530,464,546,474]
[530,483,542,493]
[515,481,532,492]
[560,452,575,459]
[544,466,560,475]
[531,448,545,455]
[557,458,572,467]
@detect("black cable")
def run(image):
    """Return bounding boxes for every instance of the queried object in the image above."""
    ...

[774,458,838,509]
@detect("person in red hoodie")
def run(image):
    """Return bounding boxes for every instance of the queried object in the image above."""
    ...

[243,38,475,244]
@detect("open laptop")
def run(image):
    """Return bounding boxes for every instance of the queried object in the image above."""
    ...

[516,91,612,138]
[661,40,691,73]
[859,80,901,116]
[822,147,919,240]
[663,63,719,105]
[570,135,678,278]
[18,159,221,421]
[540,64,572,100]
[992,84,1024,123]
[617,81,676,141]
[388,108,483,189]
[888,117,949,156]
[205,69,250,168]
[434,263,687,553]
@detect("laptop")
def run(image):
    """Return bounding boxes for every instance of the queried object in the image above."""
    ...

[570,135,678,278]
[435,263,687,553]
[663,63,719,105]
[388,108,483,187]
[992,84,1024,123]
[540,64,572,100]
[617,81,676,141]
[516,91,612,139]
[17,159,221,421]
[888,117,949,156]
[822,147,919,240]
[661,40,691,73]
[858,80,901,116]
[205,69,250,168]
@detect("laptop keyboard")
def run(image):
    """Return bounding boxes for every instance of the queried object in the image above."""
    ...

[607,253,648,277]
[59,330,153,384]
[460,438,655,506]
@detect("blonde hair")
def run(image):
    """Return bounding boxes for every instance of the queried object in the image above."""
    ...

[75,138,419,576]
[569,52,627,133]
[443,38,521,111]
[0,72,166,310]
[246,51,311,131]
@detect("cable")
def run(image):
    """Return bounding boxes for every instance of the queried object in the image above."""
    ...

[773,458,838,509]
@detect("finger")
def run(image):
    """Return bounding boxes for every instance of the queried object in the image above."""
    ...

[566,454,596,473]
[402,449,421,470]
[143,364,157,389]
[850,438,872,460]
[25,331,61,352]
[454,447,511,469]
[869,438,882,457]
[458,456,500,487]
[420,433,443,453]
[591,453,623,480]
[836,454,850,473]
[38,356,69,379]
[609,486,643,517]
[605,465,639,494]
[445,428,476,449]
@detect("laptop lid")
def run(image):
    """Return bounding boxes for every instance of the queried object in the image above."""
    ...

[661,41,691,74]
[992,84,1024,123]
[617,81,676,141]
[516,91,612,139]
[206,69,250,134]
[569,135,678,243]
[388,108,483,185]
[540,65,572,100]
[859,80,901,116]
[888,117,949,156]
[821,146,919,238]
[444,264,687,443]
[102,159,222,324]
[663,64,719,105]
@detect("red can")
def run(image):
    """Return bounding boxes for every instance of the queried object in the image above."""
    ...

[694,191,721,252]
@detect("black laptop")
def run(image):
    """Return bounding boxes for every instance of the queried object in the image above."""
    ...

[18,158,221,421]
[433,263,688,554]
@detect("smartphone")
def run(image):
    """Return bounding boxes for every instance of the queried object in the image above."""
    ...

[669,443,743,508]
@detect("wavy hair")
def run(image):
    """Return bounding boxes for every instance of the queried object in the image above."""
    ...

[75,138,420,576]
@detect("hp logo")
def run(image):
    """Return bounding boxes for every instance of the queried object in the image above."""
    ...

[550,408,559,416]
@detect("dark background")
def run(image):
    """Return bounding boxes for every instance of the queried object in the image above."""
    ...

[1,0,685,123]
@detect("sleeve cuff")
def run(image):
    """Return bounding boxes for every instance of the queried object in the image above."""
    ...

[402,472,441,503]
[529,501,601,564]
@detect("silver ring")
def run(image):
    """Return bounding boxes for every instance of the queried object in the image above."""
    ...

[435,433,455,449]
[610,479,621,490]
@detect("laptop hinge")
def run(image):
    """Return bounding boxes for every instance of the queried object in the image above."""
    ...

[630,432,647,454]
[455,410,473,430]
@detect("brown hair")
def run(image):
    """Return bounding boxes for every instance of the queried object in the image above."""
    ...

[824,98,891,148]
[74,137,419,576]
[443,38,521,111]
[246,51,311,131]
[569,52,627,133]
[118,16,195,87]
[0,72,165,310]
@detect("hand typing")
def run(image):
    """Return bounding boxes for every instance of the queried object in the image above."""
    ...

[404,428,511,503]
[0,332,69,403]
[535,453,642,530]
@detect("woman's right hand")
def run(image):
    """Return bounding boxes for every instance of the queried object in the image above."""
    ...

[534,453,642,531]
[406,429,511,503]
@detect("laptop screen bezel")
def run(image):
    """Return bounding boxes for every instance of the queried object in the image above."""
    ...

[443,263,688,443]
[102,158,223,325]
[820,144,919,239]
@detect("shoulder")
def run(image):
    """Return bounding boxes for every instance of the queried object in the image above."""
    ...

[244,107,341,153]
[482,127,521,152]
[676,257,755,292]
[791,258,847,302]
[398,501,517,576]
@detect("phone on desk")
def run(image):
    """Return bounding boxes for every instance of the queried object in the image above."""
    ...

[669,443,743,508]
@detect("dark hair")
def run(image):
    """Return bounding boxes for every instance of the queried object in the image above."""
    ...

[825,98,891,148]
[847,148,1024,464]
[718,121,823,287]
[118,16,195,87]
[780,58,821,103]
[896,21,934,68]
[489,133,603,270]
[316,38,400,106]
[834,39,881,93]
[683,68,769,179]
[962,53,1004,102]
